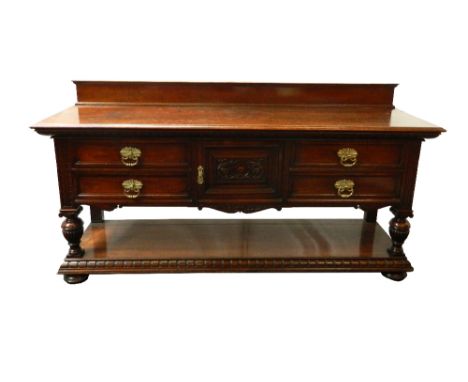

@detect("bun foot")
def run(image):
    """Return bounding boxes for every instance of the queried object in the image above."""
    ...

[64,274,89,284]
[382,271,407,282]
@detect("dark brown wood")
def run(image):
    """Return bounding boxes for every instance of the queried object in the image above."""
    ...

[204,206,280,214]
[32,82,444,137]
[382,271,407,281]
[74,81,397,106]
[31,105,444,136]
[387,207,412,257]
[198,140,282,202]
[363,209,378,223]
[77,174,191,204]
[58,219,413,275]
[289,174,399,199]
[59,206,85,258]
[74,139,189,167]
[90,206,104,223]
[293,141,403,168]
[31,81,445,283]
[64,274,89,284]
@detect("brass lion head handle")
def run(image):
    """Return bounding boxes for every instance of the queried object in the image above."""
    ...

[334,179,355,198]
[120,146,142,167]
[337,148,358,167]
[122,179,143,199]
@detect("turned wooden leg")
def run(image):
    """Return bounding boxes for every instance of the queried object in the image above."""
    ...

[382,208,413,282]
[387,207,412,257]
[59,206,85,258]
[363,209,378,223]
[90,206,104,223]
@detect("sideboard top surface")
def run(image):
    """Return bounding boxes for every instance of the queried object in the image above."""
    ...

[31,81,445,136]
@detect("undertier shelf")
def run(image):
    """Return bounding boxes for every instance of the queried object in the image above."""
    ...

[59,219,413,275]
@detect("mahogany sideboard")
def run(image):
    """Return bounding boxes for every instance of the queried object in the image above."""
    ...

[31,81,444,284]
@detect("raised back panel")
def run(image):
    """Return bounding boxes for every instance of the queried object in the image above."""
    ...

[75,81,397,107]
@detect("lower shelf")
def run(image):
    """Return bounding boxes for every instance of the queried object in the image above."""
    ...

[59,219,413,276]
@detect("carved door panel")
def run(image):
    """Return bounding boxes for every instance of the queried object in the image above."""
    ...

[197,141,283,205]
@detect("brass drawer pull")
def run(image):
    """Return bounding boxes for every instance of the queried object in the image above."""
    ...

[337,148,358,167]
[120,146,142,167]
[334,179,355,198]
[122,179,143,199]
[197,165,204,185]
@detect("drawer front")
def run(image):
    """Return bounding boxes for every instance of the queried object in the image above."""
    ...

[289,174,400,200]
[198,141,282,201]
[74,139,189,167]
[76,175,191,203]
[293,141,403,168]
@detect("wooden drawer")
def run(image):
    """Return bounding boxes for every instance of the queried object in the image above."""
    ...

[76,174,191,203]
[289,174,400,200]
[198,141,282,201]
[292,141,403,168]
[74,139,189,167]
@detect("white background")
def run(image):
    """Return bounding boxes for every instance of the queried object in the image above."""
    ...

[0,1,466,381]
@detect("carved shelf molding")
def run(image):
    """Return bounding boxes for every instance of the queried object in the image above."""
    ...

[60,257,413,274]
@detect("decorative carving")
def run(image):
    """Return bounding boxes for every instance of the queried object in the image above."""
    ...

[216,158,265,181]
[122,179,143,199]
[387,207,412,257]
[59,206,85,258]
[120,146,141,167]
[207,206,281,214]
[60,256,412,274]
[334,179,355,198]
[337,147,358,167]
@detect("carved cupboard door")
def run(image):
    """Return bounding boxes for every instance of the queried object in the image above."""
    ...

[196,140,283,207]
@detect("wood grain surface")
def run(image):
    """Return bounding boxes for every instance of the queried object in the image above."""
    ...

[32,105,443,134]
[58,219,413,275]
[31,82,444,136]
[78,219,390,259]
